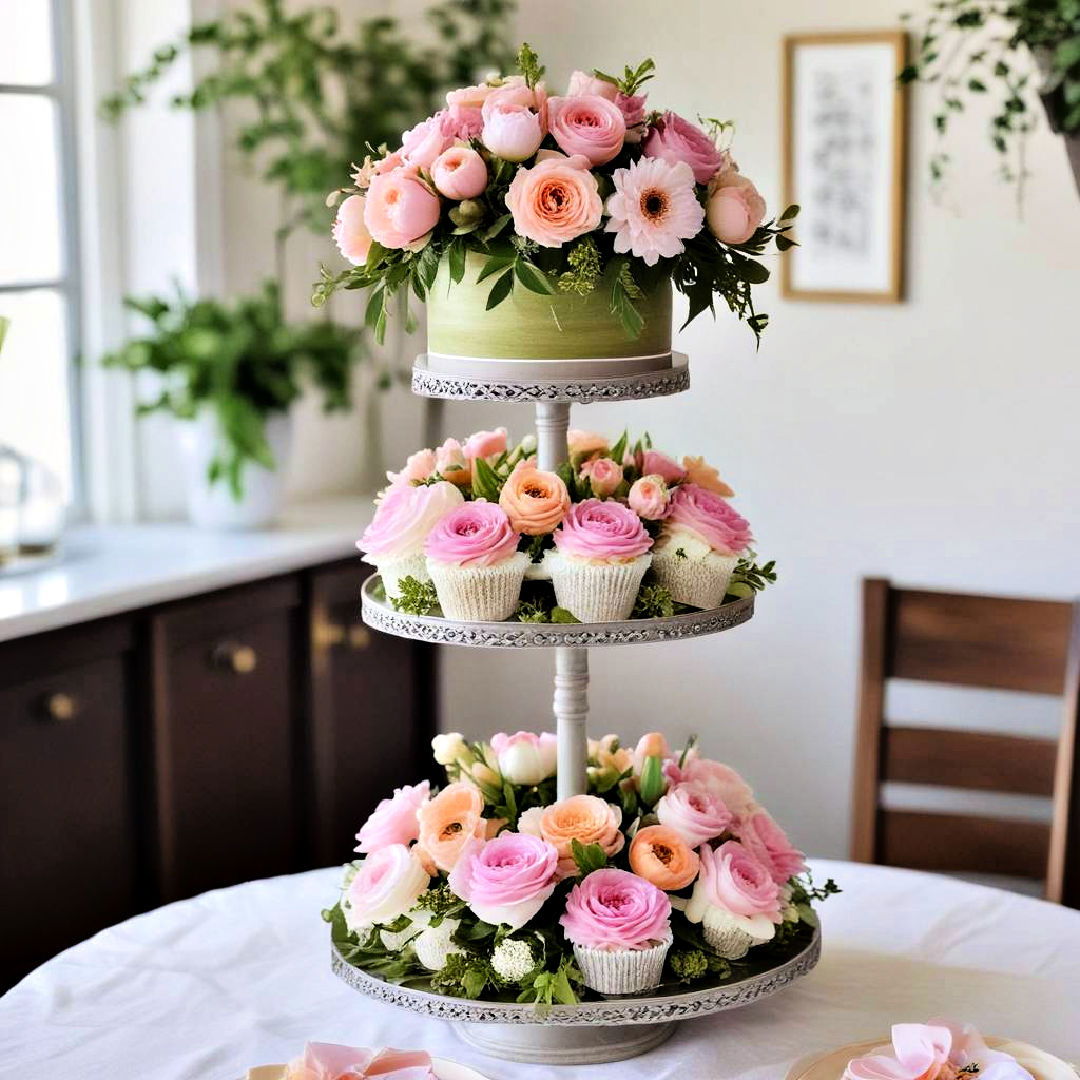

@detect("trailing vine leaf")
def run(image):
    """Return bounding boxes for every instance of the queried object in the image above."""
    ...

[485,268,515,310]
[610,260,645,339]
[514,259,556,295]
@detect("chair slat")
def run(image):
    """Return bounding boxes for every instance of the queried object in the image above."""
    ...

[879,809,1049,880]
[888,588,1073,694]
[883,726,1058,796]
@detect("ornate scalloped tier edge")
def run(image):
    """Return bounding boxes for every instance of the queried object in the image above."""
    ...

[410,366,690,404]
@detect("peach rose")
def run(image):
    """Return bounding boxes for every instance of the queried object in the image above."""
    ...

[400,112,453,171]
[364,166,441,250]
[498,460,570,535]
[628,475,671,520]
[706,170,767,246]
[518,794,625,878]
[505,153,603,248]
[630,824,701,891]
[332,194,373,266]
[546,95,626,166]
[567,429,610,461]
[681,456,735,497]
[417,782,486,872]
[431,146,489,200]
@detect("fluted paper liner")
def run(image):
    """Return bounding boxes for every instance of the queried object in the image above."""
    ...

[573,931,672,996]
[374,552,430,601]
[651,548,738,610]
[426,553,529,621]
[549,553,652,622]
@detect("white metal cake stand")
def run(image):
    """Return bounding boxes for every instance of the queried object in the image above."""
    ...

[337,352,821,1064]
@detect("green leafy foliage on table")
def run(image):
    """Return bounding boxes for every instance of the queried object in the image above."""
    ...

[390,576,439,617]
[101,282,361,498]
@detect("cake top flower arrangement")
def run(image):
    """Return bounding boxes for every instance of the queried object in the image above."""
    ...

[324,729,838,1005]
[316,44,797,344]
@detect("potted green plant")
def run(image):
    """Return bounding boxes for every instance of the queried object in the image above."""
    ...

[103,283,362,528]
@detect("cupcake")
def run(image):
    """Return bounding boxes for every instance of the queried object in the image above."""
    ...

[424,501,528,621]
[650,483,752,610]
[548,499,653,622]
[560,867,673,995]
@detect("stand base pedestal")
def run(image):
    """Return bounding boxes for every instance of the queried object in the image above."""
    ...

[455,1018,677,1064]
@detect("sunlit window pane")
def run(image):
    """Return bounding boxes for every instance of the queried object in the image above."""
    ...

[0,289,72,500]
[0,95,63,285]
[0,1,54,86]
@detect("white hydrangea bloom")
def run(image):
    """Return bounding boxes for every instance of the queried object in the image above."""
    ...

[491,937,538,983]
[414,918,463,971]
[380,922,423,952]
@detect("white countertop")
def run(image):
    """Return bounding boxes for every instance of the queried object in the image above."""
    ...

[0,496,375,643]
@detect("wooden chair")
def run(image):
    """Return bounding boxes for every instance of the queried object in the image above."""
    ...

[850,577,1080,906]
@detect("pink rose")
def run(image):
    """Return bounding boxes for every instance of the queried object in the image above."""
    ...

[364,167,441,250]
[579,456,623,498]
[640,449,687,485]
[643,111,724,184]
[566,70,619,100]
[431,146,488,200]
[695,840,782,922]
[616,92,648,141]
[400,112,453,171]
[443,102,484,141]
[332,194,373,267]
[481,85,545,162]
[490,731,558,785]
[354,780,430,854]
[678,757,755,817]
[449,833,560,929]
[446,81,497,110]
[463,426,508,465]
[386,447,436,487]
[737,808,806,885]
[546,94,626,166]
[656,782,734,847]
[435,437,469,486]
[424,501,519,568]
[707,169,767,245]
[553,498,653,561]
[505,154,603,248]
[374,149,405,174]
[344,844,429,929]
[358,481,464,561]
[665,483,753,555]
[628,475,671,520]
[560,868,672,949]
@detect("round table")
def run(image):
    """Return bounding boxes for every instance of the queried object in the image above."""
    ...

[2,860,1078,1080]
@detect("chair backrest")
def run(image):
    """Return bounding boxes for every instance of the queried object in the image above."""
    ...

[850,578,1080,905]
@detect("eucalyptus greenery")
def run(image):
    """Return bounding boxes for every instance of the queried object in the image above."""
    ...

[101,283,362,497]
[901,0,1080,195]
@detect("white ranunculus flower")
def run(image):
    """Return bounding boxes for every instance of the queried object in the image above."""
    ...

[432,732,468,766]
[414,918,463,971]
[344,844,428,931]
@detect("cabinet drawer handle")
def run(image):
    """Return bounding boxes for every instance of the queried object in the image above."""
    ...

[211,641,258,675]
[40,692,79,723]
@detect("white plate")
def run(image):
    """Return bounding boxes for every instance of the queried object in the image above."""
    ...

[241,1057,490,1080]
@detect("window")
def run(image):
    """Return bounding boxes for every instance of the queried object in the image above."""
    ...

[0,0,81,507]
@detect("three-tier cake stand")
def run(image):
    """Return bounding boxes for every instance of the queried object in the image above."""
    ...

[334,350,821,1066]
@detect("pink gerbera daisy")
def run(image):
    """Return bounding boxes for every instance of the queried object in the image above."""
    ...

[604,157,704,266]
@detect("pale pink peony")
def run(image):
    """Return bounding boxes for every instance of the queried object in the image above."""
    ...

[490,731,558,785]
[332,194,373,266]
[435,437,469,486]
[374,149,406,175]
[424,501,519,568]
[605,157,703,266]
[354,780,430,855]
[707,169,767,245]
[481,84,545,162]
[695,840,782,922]
[641,449,687,485]
[579,456,623,498]
[364,167,441,249]
[677,757,756,818]
[546,94,626,166]
[665,483,753,556]
[431,146,489,200]
[566,70,619,100]
[400,112,453,171]
[505,154,603,248]
[560,867,671,950]
[344,844,429,930]
[386,447,437,487]
[737,808,806,885]
[553,498,652,561]
[644,112,725,184]
[628,475,671,520]
[446,81,497,111]
[443,100,485,141]
[656,782,734,847]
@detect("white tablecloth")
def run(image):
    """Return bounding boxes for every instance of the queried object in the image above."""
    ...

[2,860,1079,1080]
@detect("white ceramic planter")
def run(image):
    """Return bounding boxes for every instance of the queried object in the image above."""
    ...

[177,410,292,530]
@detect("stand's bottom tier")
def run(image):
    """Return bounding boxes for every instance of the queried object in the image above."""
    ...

[457,1018,676,1064]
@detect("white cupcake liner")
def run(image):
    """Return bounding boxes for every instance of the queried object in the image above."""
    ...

[426,553,529,621]
[573,931,672,996]
[651,548,738,610]
[701,908,775,960]
[549,553,652,622]
[373,552,430,600]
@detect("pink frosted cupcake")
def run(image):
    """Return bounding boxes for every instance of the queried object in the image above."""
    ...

[424,500,528,621]
[651,483,752,609]
[358,481,464,600]
[549,499,653,622]
[560,868,673,995]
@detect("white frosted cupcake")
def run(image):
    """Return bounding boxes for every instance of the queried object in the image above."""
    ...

[357,480,464,600]
[560,868,673,996]
[424,501,528,621]
[650,484,752,610]
[549,500,653,622]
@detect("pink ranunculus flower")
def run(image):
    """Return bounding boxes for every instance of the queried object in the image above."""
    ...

[481,85,545,163]
[737,808,807,885]
[358,481,464,561]
[354,779,430,855]
[490,731,558,785]
[665,483,753,556]
[448,833,560,929]
[692,840,782,922]
[560,867,672,950]
[505,153,603,248]
[400,111,453,171]
[640,449,687,485]
[679,757,756,818]
[332,194,373,266]
[628,475,672,520]
[566,70,619,100]
[435,437,470,487]
[546,94,626,166]
[616,92,648,141]
[431,146,488,201]
[424,501,519,568]
[386,447,437,487]
[579,456,623,498]
[364,166,441,250]
[463,426,508,467]
[344,843,429,930]
[644,111,725,184]
[553,498,653,561]
[707,169,767,245]
[656,782,734,847]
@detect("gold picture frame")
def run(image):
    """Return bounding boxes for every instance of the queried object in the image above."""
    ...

[781,31,909,303]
